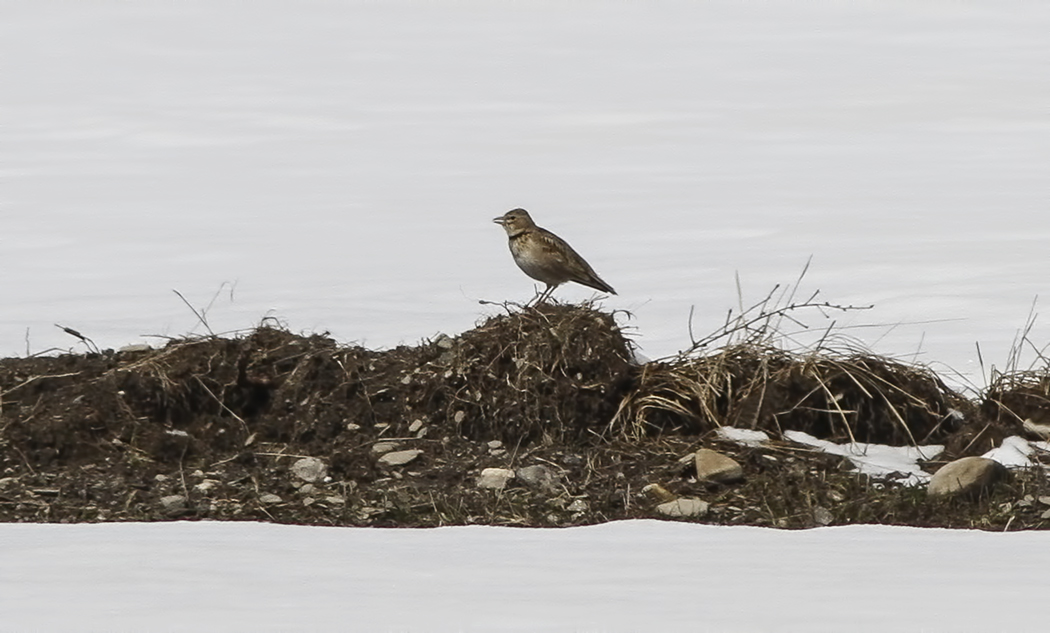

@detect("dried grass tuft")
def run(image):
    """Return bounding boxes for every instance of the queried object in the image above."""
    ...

[611,268,971,445]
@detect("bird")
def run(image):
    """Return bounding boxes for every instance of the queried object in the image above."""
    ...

[493,208,616,304]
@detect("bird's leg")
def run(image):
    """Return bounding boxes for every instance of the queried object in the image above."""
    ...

[536,284,556,305]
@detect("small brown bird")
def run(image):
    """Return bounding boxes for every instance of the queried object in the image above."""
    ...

[493,208,616,304]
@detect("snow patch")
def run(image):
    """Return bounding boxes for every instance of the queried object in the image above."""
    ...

[784,430,943,486]
[715,426,770,447]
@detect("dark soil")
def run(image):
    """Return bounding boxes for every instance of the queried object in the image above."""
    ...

[2,304,1048,529]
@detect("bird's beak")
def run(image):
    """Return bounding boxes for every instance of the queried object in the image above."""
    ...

[492,216,505,225]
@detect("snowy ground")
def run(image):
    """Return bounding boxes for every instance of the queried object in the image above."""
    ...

[3,2,1050,630]
[4,2,1050,383]
[4,519,1049,632]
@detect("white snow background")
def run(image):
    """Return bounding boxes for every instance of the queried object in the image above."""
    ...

[3,2,1050,631]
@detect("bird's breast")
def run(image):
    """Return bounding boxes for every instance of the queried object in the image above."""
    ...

[509,237,569,285]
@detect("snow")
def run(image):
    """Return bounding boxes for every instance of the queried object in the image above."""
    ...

[3,2,1050,384]
[4,2,1050,630]
[3,520,1049,632]
[716,426,771,447]
[785,430,943,485]
[981,435,1046,469]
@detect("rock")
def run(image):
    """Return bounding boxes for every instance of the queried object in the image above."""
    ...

[477,468,515,490]
[299,484,316,495]
[453,410,466,424]
[346,422,362,432]
[487,440,503,449]
[291,457,327,483]
[378,449,422,467]
[566,498,589,513]
[194,479,220,493]
[1039,496,1050,507]
[159,495,186,512]
[371,441,401,454]
[516,465,557,491]
[408,419,424,433]
[259,493,283,505]
[928,457,1006,497]
[561,454,583,467]
[119,343,152,353]
[813,506,833,526]
[694,449,744,483]
[656,497,709,518]
[640,483,677,504]
[434,334,454,349]
[1042,509,1050,520]
[1022,418,1050,440]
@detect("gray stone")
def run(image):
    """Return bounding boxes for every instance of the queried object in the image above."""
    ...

[259,493,283,505]
[408,419,424,433]
[566,498,589,513]
[813,506,834,526]
[371,441,401,454]
[159,495,186,512]
[477,468,515,490]
[516,465,557,491]
[378,449,423,467]
[1022,418,1050,440]
[928,456,1005,497]
[291,457,327,483]
[194,479,220,493]
[655,497,709,518]
[487,440,503,449]
[694,448,744,483]
[119,343,152,353]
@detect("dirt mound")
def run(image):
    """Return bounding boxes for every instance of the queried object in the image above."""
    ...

[1,303,1047,529]
[618,345,972,447]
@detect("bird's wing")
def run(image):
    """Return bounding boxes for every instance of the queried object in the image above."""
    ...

[534,228,584,267]
[535,227,614,294]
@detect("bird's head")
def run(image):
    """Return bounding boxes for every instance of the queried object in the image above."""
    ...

[492,208,536,236]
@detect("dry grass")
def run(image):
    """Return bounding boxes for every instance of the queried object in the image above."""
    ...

[611,273,971,447]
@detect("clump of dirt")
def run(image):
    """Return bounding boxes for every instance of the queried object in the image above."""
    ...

[0,303,1047,530]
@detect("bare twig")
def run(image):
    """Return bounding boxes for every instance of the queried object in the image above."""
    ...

[54,324,100,354]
